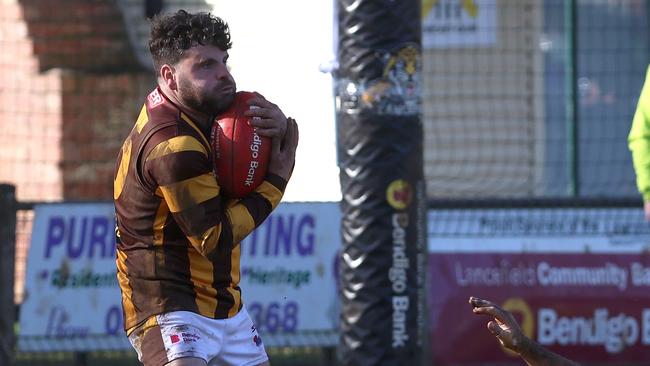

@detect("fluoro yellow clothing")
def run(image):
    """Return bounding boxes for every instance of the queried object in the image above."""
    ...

[629,65,650,201]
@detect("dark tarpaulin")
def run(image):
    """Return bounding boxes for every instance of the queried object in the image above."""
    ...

[336,0,428,365]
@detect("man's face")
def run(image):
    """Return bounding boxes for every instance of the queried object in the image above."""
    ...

[173,45,236,116]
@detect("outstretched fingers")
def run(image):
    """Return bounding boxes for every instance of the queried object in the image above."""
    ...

[469,297,511,325]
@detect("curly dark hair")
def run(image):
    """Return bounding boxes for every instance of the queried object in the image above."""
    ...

[148,9,232,71]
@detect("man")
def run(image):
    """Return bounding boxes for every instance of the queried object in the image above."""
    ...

[629,65,650,221]
[469,297,579,366]
[113,10,298,366]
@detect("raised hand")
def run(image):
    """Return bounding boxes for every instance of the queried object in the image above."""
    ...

[244,93,288,139]
[267,117,298,181]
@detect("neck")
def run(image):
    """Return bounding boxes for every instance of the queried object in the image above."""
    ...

[182,109,213,136]
[158,85,213,135]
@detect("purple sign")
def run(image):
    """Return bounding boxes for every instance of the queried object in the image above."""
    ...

[430,253,650,364]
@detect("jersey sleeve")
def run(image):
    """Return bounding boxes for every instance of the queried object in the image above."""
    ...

[142,132,286,261]
[629,65,650,201]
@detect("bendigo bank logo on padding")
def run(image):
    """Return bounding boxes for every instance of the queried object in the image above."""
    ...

[388,180,412,348]
[386,179,413,210]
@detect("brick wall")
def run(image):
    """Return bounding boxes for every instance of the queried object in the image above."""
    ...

[0,1,65,201]
[1,0,212,303]
[22,0,141,72]
[0,0,153,202]
[60,71,154,199]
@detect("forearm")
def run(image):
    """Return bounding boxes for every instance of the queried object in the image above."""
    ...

[518,338,579,366]
[185,174,286,257]
[223,174,285,243]
[145,132,288,254]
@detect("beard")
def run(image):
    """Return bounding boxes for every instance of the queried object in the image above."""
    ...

[177,77,236,116]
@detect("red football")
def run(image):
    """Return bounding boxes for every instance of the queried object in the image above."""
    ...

[211,91,271,198]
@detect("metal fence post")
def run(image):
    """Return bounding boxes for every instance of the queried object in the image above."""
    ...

[0,184,17,366]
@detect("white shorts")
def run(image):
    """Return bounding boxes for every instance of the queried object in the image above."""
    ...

[128,308,268,366]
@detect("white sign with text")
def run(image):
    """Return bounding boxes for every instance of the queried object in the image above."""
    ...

[18,202,341,351]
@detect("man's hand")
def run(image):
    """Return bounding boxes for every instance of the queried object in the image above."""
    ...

[267,118,298,181]
[644,201,650,221]
[469,296,580,366]
[244,93,288,139]
[469,297,526,353]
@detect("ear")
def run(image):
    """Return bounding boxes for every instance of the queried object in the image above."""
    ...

[160,64,177,91]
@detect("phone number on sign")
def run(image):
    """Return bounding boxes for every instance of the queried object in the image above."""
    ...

[247,301,299,333]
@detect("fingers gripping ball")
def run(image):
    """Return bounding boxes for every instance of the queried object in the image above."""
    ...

[211,91,271,198]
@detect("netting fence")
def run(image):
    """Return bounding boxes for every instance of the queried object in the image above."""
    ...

[422,0,649,200]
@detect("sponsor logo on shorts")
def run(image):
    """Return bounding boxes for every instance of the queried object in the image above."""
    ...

[169,332,200,344]
[251,325,262,346]
[253,334,262,347]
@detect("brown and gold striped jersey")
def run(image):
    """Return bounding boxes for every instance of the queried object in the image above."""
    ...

[113,87,286,332]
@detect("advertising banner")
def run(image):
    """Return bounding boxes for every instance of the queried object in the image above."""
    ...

[18,203,125,351]
[239,202,341,339]
[18,202,341,351]
[428,208,650,364]
[422,0,497,48]
[430,253,650,364]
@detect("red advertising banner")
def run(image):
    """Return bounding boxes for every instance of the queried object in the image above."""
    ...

[430,253,650,364]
